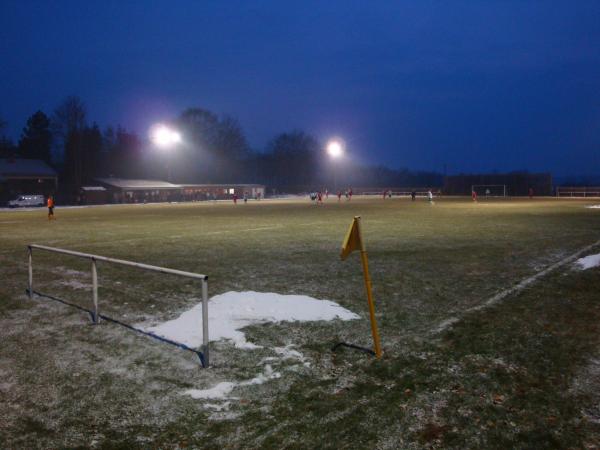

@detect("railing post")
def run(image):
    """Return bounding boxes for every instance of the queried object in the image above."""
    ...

[28,246,33,299]
[202,278,209,367]
[92,258,99,324]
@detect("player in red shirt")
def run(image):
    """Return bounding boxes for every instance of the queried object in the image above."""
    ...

[337,190,342,202]
[472,190,477,202]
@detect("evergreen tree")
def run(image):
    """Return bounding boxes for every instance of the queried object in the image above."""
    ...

[52,96,87,189]
[0,119,17,158]
[18,111,52,164]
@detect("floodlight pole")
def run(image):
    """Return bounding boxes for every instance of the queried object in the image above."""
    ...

[333,164,338,192]
[166,161,172,183]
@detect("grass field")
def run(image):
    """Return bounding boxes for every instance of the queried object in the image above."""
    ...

[1,196,599,448]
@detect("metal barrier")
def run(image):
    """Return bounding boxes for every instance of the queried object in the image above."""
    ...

[556,187,600,197]
[27,244,210,367]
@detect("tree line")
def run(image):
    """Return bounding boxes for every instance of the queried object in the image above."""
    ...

[0,96,443,195]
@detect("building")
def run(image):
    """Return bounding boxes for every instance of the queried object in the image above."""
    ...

[0,158,58,203]
[90,178,267,204]
[96,178,183,203]
[182,184,266,201]
[79,186,109,205]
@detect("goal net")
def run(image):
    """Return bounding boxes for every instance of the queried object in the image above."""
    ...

[471,185,506,197]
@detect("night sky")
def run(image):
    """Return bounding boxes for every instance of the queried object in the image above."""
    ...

[1,1,599,175]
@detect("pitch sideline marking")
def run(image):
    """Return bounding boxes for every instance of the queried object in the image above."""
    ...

[433,238,600,334]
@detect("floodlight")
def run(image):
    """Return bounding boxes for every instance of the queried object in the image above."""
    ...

[327,140,343,158]
[150,124,181,148]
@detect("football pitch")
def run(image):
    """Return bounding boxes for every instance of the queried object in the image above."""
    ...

[1,197,599,448]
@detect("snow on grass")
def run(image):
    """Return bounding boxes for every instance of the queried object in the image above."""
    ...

[574,253,600,270]
[585,205,600,209]
[186,382,238,400]
[184,364,281,400]
[145,291,360,349]
[59,279,92,290]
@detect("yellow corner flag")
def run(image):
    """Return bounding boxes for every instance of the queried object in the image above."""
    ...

[340,216,363,260]
[340,216,382,358]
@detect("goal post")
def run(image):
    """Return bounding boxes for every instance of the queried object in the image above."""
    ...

[471,184,507,197]
[26,244,210,367]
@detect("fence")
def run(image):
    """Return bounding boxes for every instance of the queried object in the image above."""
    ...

[362,190,440,197]
[556,186,600,197]
[27,244,210,367]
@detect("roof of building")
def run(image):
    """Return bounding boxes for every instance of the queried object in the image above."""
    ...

[96,178,182,190]
[81,186,107,191]
[0,158,57,178]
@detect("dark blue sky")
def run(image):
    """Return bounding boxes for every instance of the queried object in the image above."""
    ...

[1,1,599,175]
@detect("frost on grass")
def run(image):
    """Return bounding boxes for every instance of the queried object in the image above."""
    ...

[144,290,360,349]
[571,357,600,425]
[574,253,600,270]
[58,279,93,290]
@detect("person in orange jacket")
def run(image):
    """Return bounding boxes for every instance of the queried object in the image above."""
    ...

[47,195,55,220]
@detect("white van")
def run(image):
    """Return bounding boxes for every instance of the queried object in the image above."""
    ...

[8,195,46,208]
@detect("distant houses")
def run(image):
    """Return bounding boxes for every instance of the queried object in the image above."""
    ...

[0,158,57,203]
[0,158,267,206]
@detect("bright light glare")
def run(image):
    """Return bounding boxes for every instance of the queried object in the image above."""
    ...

[151,124,181,148]
[327,140,343,158]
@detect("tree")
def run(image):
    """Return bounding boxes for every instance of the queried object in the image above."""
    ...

[0,118,17,158]
[81,123,102,183]
[0,137,16,159]
[267,131,320,187]
[173,108,251,182]
[18,111,52,164]
[52,96,87,188]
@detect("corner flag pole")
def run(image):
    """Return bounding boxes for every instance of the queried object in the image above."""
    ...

[340,216,382,358]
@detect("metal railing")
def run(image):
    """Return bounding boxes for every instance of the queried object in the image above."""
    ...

[556,186,600,197]
[27,244,210,367]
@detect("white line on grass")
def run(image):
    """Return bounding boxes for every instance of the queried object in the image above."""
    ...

[433,238,600,334]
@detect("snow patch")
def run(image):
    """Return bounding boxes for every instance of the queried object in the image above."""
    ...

[574,253,600,270]
[585,205,600,209]
[145,291,359,349]
[184,364,281,400]
[273,344,310,367]
[186,382,237,400]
